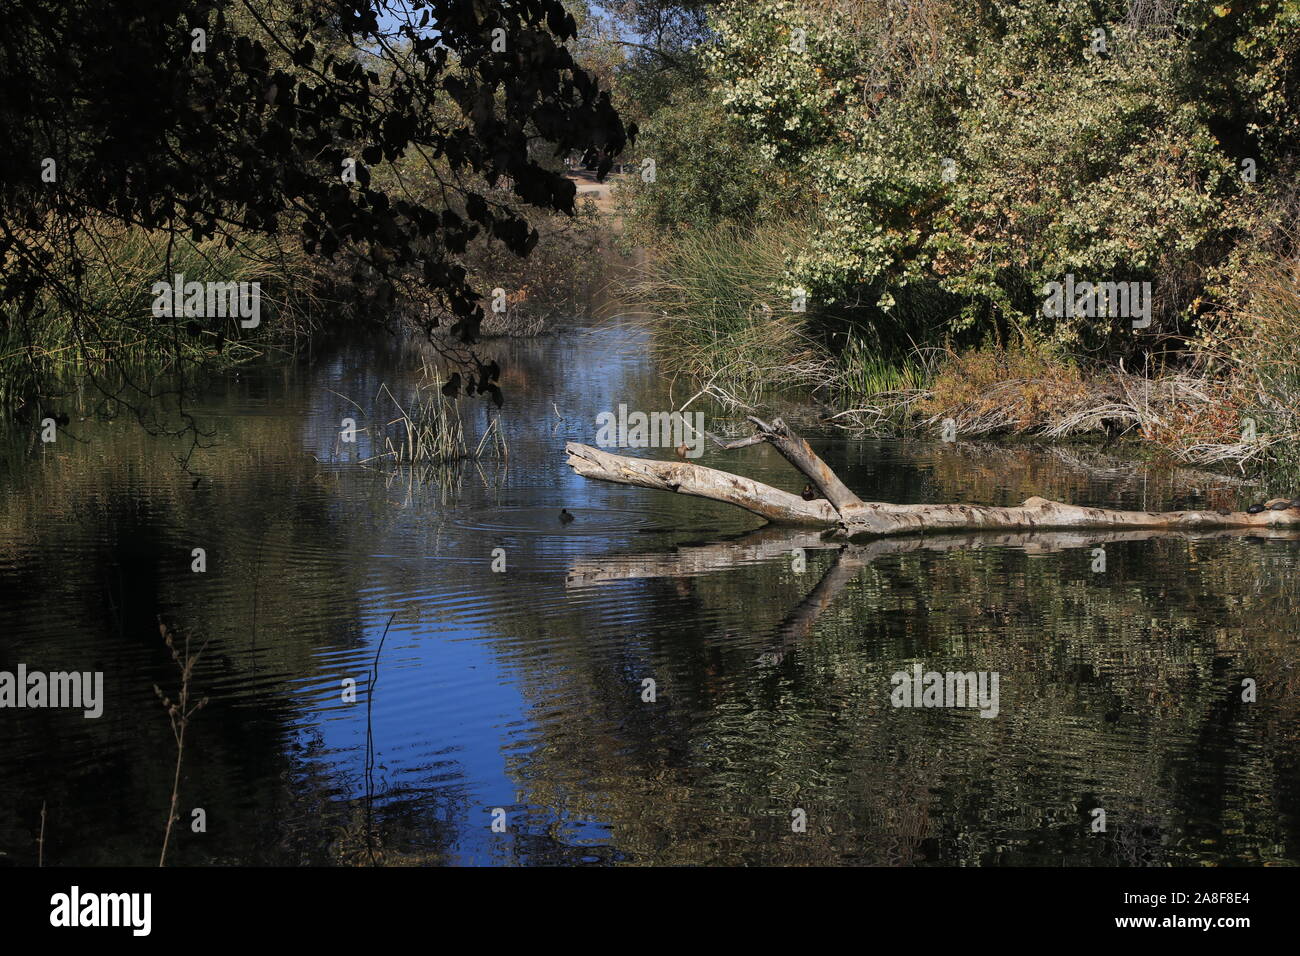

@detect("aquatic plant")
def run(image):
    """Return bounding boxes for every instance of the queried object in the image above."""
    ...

[369,373,507,468]
[626,220,831,403]
[154,617,208,867]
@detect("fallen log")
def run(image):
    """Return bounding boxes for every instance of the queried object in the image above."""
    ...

[564,416,1300,540]
[565,440,838,525]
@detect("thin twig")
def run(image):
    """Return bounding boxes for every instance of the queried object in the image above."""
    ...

[364,612,397,867]
[156,618,208,867]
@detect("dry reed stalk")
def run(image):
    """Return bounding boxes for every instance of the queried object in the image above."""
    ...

[155,618,208,867]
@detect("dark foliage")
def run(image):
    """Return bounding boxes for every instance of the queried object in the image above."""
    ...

[0,0,630,403]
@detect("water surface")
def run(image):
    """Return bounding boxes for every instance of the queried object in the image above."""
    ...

[1,321,1298,866]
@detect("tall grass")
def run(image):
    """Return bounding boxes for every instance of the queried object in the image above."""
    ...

[363,359,507,470]
[1220,260,1300,483]
[820,335,931,430]
[0,220,321,409]
[627,221,831,405]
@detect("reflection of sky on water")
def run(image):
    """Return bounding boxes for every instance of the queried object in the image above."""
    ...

[297,611,540,866]
[4,317,1299,866]
[286,324,664,865]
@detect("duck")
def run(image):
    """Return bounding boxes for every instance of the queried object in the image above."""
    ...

[559,508,575,524]
[674,443,689,460]
[801,483,822,501]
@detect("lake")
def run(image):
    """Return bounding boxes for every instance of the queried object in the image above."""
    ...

[1,319,1298,866]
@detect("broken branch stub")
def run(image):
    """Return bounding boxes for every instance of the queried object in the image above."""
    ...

[743,416,863,513]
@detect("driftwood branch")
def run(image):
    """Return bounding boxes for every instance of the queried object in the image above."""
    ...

[565,418,1300,540]
[741,416,863,512]
[565,441,838,525]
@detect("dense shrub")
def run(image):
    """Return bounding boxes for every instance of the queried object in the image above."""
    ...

[629,0,1300,358]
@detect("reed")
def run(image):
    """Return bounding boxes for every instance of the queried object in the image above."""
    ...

[154,617,208,867]
[626,221,831,402]
[363,362,508,469]
[1219,260,1300,479]
[819,336,932,431]
[0,219,322,409]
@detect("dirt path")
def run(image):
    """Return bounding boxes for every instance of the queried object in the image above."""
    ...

[565,168,625,226]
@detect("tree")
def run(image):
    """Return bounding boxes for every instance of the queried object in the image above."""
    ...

[693,0,1300,354]
[0,0,630,406]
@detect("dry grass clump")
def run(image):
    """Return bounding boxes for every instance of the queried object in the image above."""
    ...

[909,344,1280,469]
[918,346,1093,434]
[901,259,1300,471]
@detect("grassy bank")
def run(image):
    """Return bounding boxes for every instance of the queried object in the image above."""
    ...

[1,190,620,423]
[0,220,326,414]
[629,236,1300,478]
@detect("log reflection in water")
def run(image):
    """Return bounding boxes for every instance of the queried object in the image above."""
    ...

[568,523,1300,657]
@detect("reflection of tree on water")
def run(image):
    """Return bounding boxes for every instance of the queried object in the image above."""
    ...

[5,324,1300,866]
[521,524,1300,865]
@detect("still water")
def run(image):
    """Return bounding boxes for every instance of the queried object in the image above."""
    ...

[1,320,1298,865]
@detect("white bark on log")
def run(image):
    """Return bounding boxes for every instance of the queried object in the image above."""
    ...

[837,497,1300,538]
[565,442,838,525]
[565,434,1300,540]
